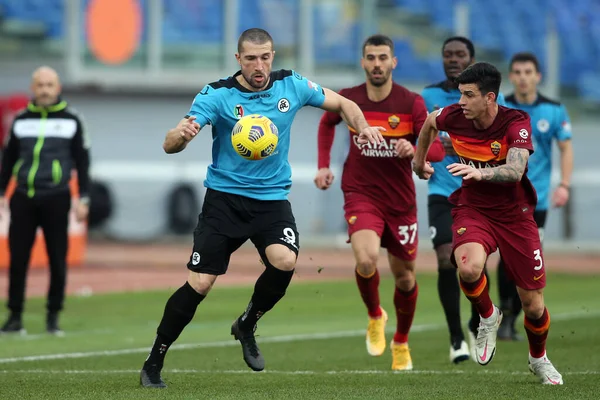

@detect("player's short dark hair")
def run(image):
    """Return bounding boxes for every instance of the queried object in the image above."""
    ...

[362,34,394,55]
[237,28,273,53]
[442,36,475,58]
[509,52,540,72]
[455,62,501,99]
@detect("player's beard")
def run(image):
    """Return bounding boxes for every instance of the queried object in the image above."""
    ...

[244,72,269,90]
[366,68,390,87]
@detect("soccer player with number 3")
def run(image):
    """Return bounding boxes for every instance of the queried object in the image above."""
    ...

[315,34,445,371]
[413,62,563,385]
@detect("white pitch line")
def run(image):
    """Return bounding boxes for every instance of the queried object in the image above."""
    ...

[0,310,597,364]
[0,369,598,376]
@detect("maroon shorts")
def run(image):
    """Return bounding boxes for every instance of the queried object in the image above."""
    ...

[451,206,546,290]
[344,192,418,261]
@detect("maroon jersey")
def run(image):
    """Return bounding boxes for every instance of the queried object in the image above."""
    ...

[320,83,427,213]
[435,104,537,215]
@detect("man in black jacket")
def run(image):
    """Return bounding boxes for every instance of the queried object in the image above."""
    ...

[0,66,90,335]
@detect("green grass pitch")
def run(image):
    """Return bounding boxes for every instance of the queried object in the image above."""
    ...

[0,272,598,399]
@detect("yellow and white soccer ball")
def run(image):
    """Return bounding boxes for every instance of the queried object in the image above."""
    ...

[231,114,279,160]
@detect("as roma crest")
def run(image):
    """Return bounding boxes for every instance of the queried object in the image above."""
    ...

[388,115,400,129]
[490,141,501,156]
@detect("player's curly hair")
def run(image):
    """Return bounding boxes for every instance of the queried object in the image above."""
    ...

[455,62,501,100]
[238,28,273,53]
[442,36,475,59]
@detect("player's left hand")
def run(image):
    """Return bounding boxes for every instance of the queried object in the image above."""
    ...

[395,139,414,159]
[357,126,385,145]
[447,163,483,181]
[413,161,434,180]
[75,201,89,222]
[551,185,569,208]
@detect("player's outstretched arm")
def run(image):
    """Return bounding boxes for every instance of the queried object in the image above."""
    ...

[163,116,201,154]
[413,112,438,179]
[319,88,384,145]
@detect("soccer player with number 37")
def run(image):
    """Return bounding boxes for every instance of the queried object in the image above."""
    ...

[315,35,445,371]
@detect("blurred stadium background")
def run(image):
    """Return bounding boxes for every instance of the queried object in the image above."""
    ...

[0,0,599,251]
[1,2,599,397]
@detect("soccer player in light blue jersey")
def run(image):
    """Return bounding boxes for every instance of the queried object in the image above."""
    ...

[139,28,385,388]
[421,37,507,364]
[496,52,573,341]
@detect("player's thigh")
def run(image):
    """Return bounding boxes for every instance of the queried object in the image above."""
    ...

[428,195,454,249]
[496,215,546,291]
[344,194,385,272]
[382,211,418,262]
[187,190,249,276]
[350,228,382,275]
[251,200,300,271]
[533,210,548,242]
[450,206,496,278]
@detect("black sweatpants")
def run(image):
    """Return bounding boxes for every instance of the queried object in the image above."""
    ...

[8,189,71,314]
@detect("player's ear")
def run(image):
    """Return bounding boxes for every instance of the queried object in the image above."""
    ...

[235,53,241,66]
[392,56,398,70]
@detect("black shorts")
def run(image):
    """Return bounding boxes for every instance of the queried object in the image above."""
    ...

[533,210,547,241]
[428,194,454,249]
[187,188,300,275]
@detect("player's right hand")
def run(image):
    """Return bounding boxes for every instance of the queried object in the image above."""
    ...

[440,136,457,156]
[178,116,200,142]
[314,168,335,190]
[357,126,385,145]
[413,161,434,180]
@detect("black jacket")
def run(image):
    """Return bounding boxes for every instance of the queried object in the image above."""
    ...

[0,99,90,200]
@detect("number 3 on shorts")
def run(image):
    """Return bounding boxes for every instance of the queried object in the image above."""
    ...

[533,249,543,270]
[398,223,417,245]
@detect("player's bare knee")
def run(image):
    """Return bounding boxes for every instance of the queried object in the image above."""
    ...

[393,270,415,291]
[456,259,484,282]
[187,271,217,295]
[519,288,545,319]
[265,245,297,271]
[355,252,378,277]
[435,244,454,270]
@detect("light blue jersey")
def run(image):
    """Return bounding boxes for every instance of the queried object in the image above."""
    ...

[421,81,506,197]
[505,93,572,210]
[187,69,326,201]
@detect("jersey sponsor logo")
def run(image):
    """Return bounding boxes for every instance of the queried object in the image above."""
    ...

[234,104,244,119]
[519,128,529,139]
[458,156,496,169]
[307,80,320,92]
[388,115,400,129]
[490,141,501,156]
[277,98,290,113]
[537,119,550,133]
[352,135,401,158]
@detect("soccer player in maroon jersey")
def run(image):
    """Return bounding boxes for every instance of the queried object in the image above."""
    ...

[314,34,445,371]
[413,62,563,385]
